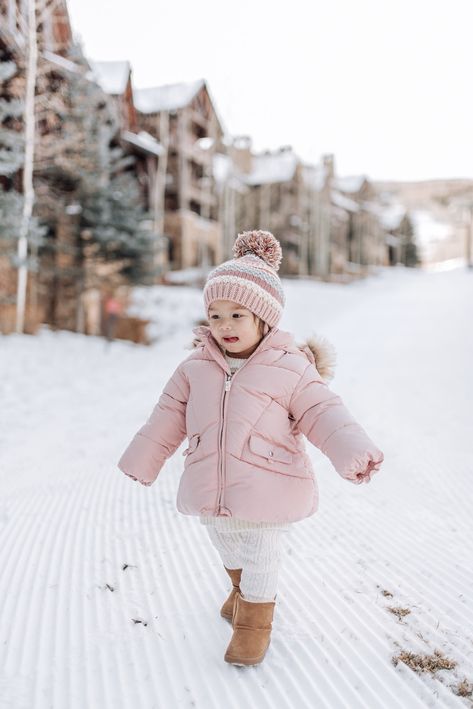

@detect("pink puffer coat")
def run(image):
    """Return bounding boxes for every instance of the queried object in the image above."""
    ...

[118,325,384,523]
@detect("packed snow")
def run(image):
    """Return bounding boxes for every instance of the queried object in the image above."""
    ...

[410,210,456,259]
[1,264,472,708]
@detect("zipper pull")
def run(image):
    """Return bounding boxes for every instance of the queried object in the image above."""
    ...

[225,375,232,391]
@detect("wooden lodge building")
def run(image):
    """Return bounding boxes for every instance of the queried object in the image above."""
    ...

[93,66,226,272]
[213,141,333,277]
[134,79,225,271]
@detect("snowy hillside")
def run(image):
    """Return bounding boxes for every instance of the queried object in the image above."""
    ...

[0,265,472,708]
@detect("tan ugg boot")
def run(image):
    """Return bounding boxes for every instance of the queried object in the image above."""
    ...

[224,591,276,666]
[220,567,242,622]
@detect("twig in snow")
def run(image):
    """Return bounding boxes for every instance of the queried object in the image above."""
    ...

[392,649,457,674]
[387,606,411,620]
[454,678,473,697]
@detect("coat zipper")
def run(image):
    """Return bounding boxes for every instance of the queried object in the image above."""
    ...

[216,372,232,514]
[215,329,276,515]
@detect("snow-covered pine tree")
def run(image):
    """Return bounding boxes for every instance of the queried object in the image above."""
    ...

[0,61,24,177]
[36,45,155,291]
[31,43,155,328]
[79,168,156,284]
[400,213,420,267]
[66,49,155,285]
[0,58,25,288]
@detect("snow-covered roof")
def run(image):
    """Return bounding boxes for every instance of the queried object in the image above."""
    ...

[243,148,298,186]
[331,190,359,212]
[385,233,401,246]
[378,203,406,231]
[43,50,82,74]
[331,205,350,222]
[334,175,367,194]
[302,163,327,191]
[89,60,131,95]
[121,131,163,157]
[211,153,249,194]
[134,79,205,114]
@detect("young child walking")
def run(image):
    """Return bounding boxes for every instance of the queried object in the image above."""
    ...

[118,230,384,667]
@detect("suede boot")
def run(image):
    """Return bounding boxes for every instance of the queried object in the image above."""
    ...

[220,567,242,622]
[224,590,276,666]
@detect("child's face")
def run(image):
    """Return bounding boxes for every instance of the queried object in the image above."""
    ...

[208,300,263,358]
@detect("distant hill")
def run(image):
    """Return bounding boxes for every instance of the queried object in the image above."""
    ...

[373,178,473,209]
[373,178,473,264]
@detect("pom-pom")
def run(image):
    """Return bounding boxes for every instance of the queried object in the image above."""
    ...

[233,230,282,271]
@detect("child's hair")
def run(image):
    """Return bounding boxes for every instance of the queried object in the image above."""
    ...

[253,313,267,339]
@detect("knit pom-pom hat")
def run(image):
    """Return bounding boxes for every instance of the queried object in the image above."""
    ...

[203,230,285,327]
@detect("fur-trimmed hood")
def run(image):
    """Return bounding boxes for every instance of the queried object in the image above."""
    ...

[294,334,337,383]
[189,325,337,383]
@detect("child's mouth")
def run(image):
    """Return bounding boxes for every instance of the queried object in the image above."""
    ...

[223,337,239,343]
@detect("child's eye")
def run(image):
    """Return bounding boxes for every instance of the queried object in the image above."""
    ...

[232,314,242,318]
[210,314,219,319]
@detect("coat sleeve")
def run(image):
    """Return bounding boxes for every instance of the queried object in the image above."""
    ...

[118,362,189,486]
[289,363,384,484]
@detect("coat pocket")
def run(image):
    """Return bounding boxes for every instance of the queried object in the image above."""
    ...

[182,433,201,456]
[248,434,293,464]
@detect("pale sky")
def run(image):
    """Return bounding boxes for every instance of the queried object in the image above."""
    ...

[66,0,473,182]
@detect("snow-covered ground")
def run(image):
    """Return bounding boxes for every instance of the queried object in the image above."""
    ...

[1,265,472,709]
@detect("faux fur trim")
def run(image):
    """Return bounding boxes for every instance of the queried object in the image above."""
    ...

[184,322,210,350]
[296,334,337,383]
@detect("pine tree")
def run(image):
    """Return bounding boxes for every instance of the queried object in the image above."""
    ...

[0,61,24,176]
[36,45,155,289]
[400,213,420,267]
[0,58,25,276]
[79,169,155,284]
[0,57,45,313]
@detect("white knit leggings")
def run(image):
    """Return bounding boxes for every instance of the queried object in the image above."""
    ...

[205,526,290,603]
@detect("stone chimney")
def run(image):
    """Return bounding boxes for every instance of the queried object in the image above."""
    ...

[229,135,253,174]
[322,153,335,180]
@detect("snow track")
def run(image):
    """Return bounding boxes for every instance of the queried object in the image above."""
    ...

[1,266,472,708]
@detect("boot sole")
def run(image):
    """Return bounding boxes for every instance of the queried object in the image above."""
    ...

[224,650,268,666]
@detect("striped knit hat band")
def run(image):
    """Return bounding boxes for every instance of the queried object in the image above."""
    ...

[203,231,285,328]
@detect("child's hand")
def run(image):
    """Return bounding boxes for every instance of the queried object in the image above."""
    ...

[352,457,383,485]
[124,471,153,486]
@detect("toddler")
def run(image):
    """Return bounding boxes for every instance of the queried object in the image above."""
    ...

[118,230,384,666]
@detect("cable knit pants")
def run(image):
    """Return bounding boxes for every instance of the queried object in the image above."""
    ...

[205,525,291,603]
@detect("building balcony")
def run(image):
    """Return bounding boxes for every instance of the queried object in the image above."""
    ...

[187,183,217,207]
